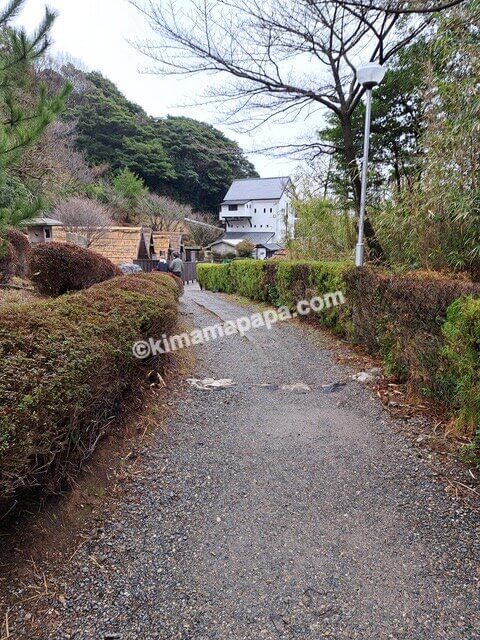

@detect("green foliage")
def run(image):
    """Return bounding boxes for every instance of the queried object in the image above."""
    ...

[62,68,258,212]
[112,168,147,206]
[0,272,181,511]
[289,196,355,261]
[197,262,234,293]
[370,3,480,277]
[154,116,258,211]
[236,239,255,258]
[319,42,427,206]
[442,297,480,446]
[229,260,268,301]
[67,72,175,191]
[0,2,71,230]
[198,259,351,333]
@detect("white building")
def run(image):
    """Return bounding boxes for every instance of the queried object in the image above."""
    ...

[211,177,295,258]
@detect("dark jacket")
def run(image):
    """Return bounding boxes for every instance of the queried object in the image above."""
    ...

[156,261,169,273]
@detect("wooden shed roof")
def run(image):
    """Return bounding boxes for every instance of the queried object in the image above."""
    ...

[53,226,146,265]
[90,227,145,264]
[153,231,184,253]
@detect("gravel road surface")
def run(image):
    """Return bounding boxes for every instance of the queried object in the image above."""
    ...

[14,287,480,639]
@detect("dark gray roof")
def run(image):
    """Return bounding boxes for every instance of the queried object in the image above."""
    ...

[22,217,63,227]
[222,231,275,243]
[263,243,283,252]
[222,177,290,203]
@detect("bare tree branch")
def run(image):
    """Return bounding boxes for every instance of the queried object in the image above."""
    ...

[131,0,457,257]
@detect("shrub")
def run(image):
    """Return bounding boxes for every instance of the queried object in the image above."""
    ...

[236,239,255,258]
[3,228,31,277]
[229,260,268,301]
[0,241,17,284]
[344,268,480,387]
[198,260,350,334]
[0,272,181,513]
[197,263,233,292]
[442,297,480,443]
[29,242,122,296]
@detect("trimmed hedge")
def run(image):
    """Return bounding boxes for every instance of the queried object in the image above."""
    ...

[198,260,351,334]
[343,268,480,389]
[198,260,480,447]
[0,272,181,513]
[29,242,122,296]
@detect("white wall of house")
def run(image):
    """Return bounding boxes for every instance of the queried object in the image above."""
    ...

[220,193,294,243]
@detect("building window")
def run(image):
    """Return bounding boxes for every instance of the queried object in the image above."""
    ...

[264,208,266,213]
[44,228,52,239]
[254,208,257,213]
[228,204,238,211]
[270,208,272,213]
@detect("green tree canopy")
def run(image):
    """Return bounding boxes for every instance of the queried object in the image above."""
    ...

[55,66,257,212]
[0,0,71,229]
[319,42,427,207]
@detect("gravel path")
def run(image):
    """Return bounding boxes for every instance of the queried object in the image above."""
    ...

[15,288,480,639]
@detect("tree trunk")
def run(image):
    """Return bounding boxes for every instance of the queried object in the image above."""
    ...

[340,114,384,262]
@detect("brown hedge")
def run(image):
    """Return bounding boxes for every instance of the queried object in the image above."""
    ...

[0,241,17,285]
[344,267,480,391]
[29,242,122,296]
[3,228,31,277]
[0,272,181,515]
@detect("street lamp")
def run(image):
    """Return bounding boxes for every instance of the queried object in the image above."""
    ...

[355,62,386,267]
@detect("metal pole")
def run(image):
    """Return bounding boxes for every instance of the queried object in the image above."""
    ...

[355,87,372,267]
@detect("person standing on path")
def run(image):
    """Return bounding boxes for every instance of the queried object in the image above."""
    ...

[169,252,184,280]
[156,258,169,273]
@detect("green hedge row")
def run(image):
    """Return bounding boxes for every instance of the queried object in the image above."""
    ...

[0,272,181,514]
[198,260,480,448]
[197,260,351,334]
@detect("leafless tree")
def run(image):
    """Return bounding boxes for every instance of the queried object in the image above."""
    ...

[185,212,224,247]
[336,1,466,14]
[131,0,463,257]
[14,120,94,192]
[54,198,113,247]
[139,193,191,231]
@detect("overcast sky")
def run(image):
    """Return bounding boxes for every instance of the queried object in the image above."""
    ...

[18,0,314,178]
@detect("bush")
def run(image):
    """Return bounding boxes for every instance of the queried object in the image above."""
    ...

[229,260,268,301]
[29,242,122,296]
[198,262,233,293]
[0,272,181,513]
[198,260,350,334]
[442,297,480,443]
[3,228,31,277]
[344,268,480,390]
[0,241,17,284]
[236,239,255,258]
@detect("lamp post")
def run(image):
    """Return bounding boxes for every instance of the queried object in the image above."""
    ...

[355,62,386,267]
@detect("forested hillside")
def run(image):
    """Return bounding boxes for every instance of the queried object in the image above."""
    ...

[41,64,258,212]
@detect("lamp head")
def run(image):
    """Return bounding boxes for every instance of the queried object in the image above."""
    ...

[356,63,386,89]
